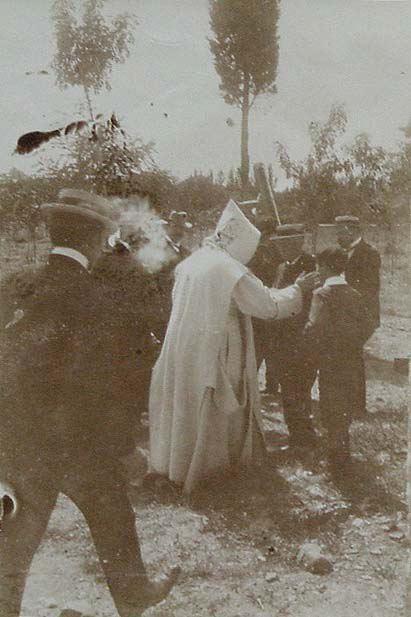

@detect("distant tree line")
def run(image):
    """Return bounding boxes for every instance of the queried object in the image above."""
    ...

[1,105,409,244]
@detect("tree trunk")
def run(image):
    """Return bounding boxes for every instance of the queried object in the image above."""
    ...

[84,85,94,122]
[240,75,250,189]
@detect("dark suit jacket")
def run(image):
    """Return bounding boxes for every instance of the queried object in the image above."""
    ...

[273,252,316,359]
[304,283,366,418]
[249,236,283,287]
[345,239,381,337]
[250,238,285,359]
[0,253,153,472]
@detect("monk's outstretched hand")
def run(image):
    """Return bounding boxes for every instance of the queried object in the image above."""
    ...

[295,271,320,293]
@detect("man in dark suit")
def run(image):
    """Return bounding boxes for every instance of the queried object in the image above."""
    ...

[335,215,382,417]
[249,215,283,393]
[0,189,178,617]
[271,224,318,449]
[93,228,168,415]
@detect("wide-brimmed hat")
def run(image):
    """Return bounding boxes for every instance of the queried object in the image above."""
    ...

[169,210,193,229]
[41,188,117,232]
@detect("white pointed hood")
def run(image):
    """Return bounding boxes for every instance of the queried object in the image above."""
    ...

[215,199,261,264]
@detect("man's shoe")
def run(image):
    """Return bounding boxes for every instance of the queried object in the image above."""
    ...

[133,566,181,615]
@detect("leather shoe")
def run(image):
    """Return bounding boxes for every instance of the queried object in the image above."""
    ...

[131,566,181,615]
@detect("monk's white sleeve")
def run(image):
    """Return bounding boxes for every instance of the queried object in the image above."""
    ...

[233,272,302,320]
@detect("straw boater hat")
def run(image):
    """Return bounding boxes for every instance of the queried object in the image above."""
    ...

[41,188,117,232]
[169,210,193,229]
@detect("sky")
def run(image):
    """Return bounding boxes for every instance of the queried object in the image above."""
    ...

[0,0,410,186]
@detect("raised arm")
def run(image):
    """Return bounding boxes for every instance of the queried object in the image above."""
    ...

[232,271,303,320]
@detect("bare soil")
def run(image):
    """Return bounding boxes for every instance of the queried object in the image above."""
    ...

[17,312,409,617]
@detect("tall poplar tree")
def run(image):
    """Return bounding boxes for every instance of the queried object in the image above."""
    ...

[209,0,280,188]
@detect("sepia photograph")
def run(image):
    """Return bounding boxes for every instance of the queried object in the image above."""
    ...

[0,1,410,616]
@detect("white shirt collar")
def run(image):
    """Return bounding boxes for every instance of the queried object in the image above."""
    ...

[51,247,89,271]
[324,274,347,286]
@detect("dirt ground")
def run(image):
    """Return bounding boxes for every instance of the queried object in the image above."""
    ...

[16,308,409,617]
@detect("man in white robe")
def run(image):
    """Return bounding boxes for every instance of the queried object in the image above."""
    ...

[149,200,318,493]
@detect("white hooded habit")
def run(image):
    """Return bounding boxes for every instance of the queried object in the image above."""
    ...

[149,200,303,493]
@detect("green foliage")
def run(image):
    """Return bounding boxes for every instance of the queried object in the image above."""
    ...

[0,117,168,236]
[52,0,136,92]
[38,115,154,197]
[346,134,392,221]
[0,171,54,236]
[51,0,136,118]
[389,122,411,197]
[128,170,178,215]
[209,0,280,106]
[175,173,230,229]
[276,104,393,225]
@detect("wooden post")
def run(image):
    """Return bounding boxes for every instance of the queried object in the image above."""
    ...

[253,163,281,226]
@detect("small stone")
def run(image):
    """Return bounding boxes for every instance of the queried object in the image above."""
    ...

[377,516,391,524]
[370,547,383,555]
[352,518,364,528]
[297,542,333,575]
[265,572,279,583]
[389,530,405,541]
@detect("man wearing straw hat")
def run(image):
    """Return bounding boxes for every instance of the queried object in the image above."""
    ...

[335,215,381,418]
[0,188,179,616]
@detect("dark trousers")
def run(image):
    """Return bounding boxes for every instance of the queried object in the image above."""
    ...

[277,354,317,447]
[353,351,366,418]
[0,457,147,617]
[319,373,355,466]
